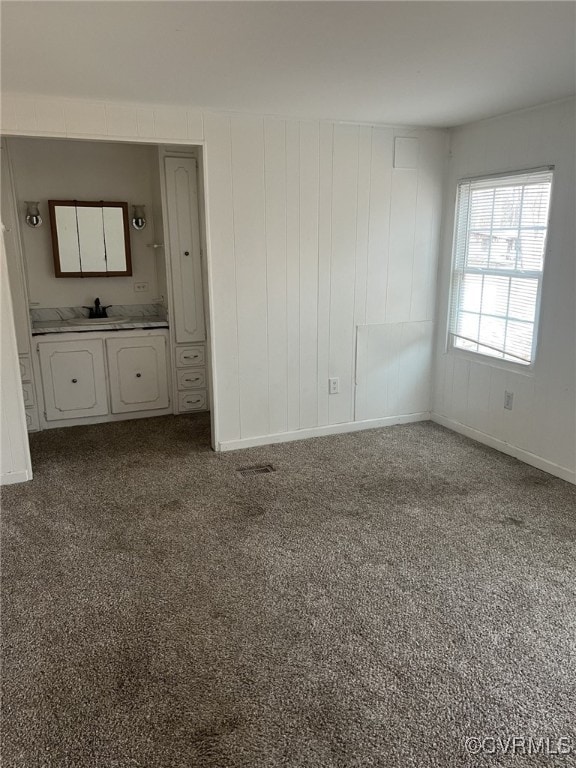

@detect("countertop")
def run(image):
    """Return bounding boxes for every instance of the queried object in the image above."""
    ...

[31,317,169,335]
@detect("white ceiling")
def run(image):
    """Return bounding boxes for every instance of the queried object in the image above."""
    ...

[1,1,575,128]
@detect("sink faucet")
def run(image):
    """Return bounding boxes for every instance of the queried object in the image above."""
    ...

[83,298,111,318]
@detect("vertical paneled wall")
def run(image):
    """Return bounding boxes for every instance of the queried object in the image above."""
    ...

[433,99,575,480]
[204,113,447,445]
[0,232,32,484]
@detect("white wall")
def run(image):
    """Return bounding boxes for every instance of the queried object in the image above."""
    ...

[1,140,32,353]
[6,137,164,308]
[203,114,446,447]
[0,229,32,484]
[433,99,576,482]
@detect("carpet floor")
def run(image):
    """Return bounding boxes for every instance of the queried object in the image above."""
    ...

[1,415,575,768]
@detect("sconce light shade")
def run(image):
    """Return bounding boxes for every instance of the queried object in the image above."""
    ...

[131,205,146,231]
[25,202,42,228]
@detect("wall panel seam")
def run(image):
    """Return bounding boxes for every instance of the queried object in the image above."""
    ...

[228,117,242,437]
[262,117,271,437]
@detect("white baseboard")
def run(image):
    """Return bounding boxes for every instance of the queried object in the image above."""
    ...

[431,413,575,485]
[217,412,430,451]
[1,468,32,485]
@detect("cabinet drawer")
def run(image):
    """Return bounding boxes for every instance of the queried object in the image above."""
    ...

[22,382,35,408]
[19,355,32,382]
[176,345,205,368]
[177,369,206,390]
[178,390,207,412]
[25,409,39,432]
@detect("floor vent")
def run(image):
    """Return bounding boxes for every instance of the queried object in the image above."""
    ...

[237,464,275,476]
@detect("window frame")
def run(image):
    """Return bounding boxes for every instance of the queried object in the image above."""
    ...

[446,166,554,372]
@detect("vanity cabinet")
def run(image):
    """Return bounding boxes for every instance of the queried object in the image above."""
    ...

[106,336,169,414]
[38,338,108,421]
[36,331,171,426]
[163,154,209,415]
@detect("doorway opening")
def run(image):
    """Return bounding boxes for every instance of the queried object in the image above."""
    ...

[1,134,214,478]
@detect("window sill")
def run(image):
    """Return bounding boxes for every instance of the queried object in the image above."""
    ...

[446,345,536,377]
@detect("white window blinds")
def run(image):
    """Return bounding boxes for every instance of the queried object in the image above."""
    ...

[448,168,553,365]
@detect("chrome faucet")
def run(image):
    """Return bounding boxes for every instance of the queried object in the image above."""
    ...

[83,298,111,318]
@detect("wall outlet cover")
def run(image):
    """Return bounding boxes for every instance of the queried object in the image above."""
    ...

[504,391,514,410]
[134,282,149,293]
[329,377,339,395]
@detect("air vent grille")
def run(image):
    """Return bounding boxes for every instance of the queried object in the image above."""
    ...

[237,464,275,476]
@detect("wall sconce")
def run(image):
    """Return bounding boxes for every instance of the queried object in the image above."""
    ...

[25,202,42,228]
[131,205,146,231]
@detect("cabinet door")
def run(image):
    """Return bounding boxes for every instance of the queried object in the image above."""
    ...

[38,339,108,421]
[164,157,206,343]
[106,336,169,413]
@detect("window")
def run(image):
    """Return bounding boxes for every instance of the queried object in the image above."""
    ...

[448,168,553,365]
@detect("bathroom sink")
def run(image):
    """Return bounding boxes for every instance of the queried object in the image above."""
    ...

[67,317,134,325]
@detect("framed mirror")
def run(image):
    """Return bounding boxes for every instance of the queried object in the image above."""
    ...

[48,200,132,277]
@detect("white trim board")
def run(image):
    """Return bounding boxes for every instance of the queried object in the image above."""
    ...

[217,412,430,451]
[432,413,575,485]
[0,469,32,485]
[0,93,437,140]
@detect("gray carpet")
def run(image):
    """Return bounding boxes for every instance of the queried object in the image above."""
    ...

[1,415,575,768]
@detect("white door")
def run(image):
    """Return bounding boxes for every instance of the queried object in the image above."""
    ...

[106,335,169,413]
[38,339,108,421]
[164,157,206,343]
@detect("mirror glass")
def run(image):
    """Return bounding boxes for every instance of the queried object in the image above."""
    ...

[77,207,106,272]
[54,205,81,272]
[102,207,127,271]
[49,201,132,277]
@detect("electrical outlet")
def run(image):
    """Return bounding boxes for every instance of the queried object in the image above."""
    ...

[134,282,149,293]
[329,377,339,395]
[504,391,514,410]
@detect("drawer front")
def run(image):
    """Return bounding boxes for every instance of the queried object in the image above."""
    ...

[178,390,207,412]
[19,355,33,382]
[175,345,205,368]
[177,369,206,390]
[22,382,35,408]
[25,409,40,432]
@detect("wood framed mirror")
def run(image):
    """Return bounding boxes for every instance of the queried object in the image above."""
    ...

[48,200,132,277]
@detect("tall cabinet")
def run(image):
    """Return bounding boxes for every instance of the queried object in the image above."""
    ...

[163,155,208,414]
